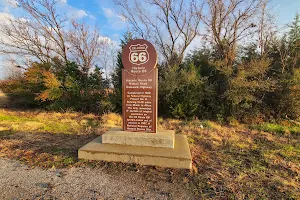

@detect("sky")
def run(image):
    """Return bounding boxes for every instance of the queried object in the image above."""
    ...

[0,0,299,79]
[270,0,300,30]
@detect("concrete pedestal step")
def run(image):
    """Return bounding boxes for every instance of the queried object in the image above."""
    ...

[78,134,192,169]
[102,128,175,148]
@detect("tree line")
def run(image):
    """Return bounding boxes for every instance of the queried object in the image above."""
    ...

[0,0,299,123]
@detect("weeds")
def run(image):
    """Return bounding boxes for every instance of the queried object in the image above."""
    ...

[0,109,299,199]
[160,118,300,199]
[251,123,300,135]
[0,109,100,134]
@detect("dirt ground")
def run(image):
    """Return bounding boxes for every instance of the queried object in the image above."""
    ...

[0,158,194,200]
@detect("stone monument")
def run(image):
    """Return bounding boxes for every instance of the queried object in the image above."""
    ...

[122,39,158,133]
[78,39,192,169]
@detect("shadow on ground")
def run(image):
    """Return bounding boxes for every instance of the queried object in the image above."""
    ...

[0,130,97,168]
[0,92,8,108]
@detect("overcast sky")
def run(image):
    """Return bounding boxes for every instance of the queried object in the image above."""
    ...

[0,0,299,79]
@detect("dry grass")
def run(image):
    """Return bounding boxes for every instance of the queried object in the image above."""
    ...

[0,109,102,134]
[101,112,123,128]
[0,108,106,168]
[0,108,299,199]
[159,119,300,199]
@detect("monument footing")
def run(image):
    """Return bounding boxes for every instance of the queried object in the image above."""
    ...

[78,134,192,169]
[102,128,175,148]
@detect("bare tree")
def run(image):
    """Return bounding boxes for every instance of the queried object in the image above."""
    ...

[115,0,203,65]
[277,36,289,74]
[99,40,112,80]
[257,0,276,56]
[0,0,68,64]
[67,20,104,73]
[0,0,104,72]
[96,37,119,80]
[202,0,266,66]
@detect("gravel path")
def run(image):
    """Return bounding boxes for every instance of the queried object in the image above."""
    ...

[0,158,194,200]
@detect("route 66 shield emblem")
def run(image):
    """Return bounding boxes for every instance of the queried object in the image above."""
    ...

[129,44,149,65]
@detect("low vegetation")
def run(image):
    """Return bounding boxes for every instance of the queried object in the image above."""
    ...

[251,122,300,135]
[0,107,299,199]
[160,119,300,199]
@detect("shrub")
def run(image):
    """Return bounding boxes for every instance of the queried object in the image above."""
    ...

[1,62,111,114]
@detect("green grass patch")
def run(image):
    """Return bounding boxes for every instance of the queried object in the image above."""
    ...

[0,115,32,122]
[251,123,300,135]
[0,109,101,134]
[277,144,300,162]
[201,120,223,130]
[42,122,74,134]
[63,157,75,165]
[289,126,300,134]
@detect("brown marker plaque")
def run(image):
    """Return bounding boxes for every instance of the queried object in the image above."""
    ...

[122,39,158,133]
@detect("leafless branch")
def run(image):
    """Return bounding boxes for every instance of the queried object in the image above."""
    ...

[115,0,204,65]
[202,0,266,66]
[0,0,105,72]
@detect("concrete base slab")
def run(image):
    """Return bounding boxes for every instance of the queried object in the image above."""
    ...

[78,134,192,169]
[102,128,175,148]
